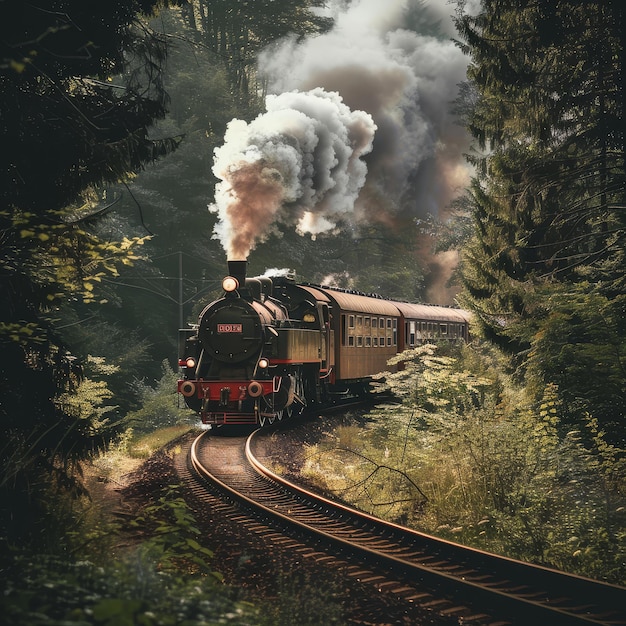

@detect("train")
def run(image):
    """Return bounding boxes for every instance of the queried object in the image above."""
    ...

[177,260,471,426]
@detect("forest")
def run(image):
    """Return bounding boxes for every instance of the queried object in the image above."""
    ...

[1,0,624,623]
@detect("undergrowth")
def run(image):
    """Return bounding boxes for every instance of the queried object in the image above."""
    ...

[301,344,626,585]
[0,479,256,625]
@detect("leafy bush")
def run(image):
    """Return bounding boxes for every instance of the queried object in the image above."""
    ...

[303,344,626,584]
[124,360,196,434]
[0,485,256,626]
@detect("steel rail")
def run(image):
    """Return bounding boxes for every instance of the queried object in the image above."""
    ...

[189,430,626,626]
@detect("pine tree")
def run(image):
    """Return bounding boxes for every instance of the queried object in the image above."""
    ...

[454,0,625,433]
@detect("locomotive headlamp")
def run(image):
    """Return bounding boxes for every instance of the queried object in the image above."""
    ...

[222,276,239,292]
[258,358,269,369]
[185,357,196,369]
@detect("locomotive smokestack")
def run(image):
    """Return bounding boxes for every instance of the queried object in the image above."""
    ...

[227,259,248,290]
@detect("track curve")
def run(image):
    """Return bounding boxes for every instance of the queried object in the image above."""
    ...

[185,428,626,626]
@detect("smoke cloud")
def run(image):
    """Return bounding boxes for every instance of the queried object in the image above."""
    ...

[210,0,472,289]
[210,88,376,260]
[258,0,471,223]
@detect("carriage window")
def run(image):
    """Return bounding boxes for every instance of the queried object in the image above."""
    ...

[365,336,371,347]
[357,316,363,326]
[386,318,392,328]
[357,336,363,347]
[349,315,355,328]
[348,335,354,347]
[387,337,392,346]
[393,319,397,345]
[364,316,370,328]
[372,317,378,329]
[440,324,448,335]
[380,317,384,328]
[373,337,378,347]
[409,321,416,346]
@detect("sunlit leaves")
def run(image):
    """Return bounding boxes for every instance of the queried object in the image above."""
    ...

[4,208,151,318]
[0,322,46,345]
[379,344,493,416]
[55,356,119,434]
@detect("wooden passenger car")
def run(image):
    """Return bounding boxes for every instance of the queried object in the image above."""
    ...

[391,301,471,351]
[320,289,402,383]
[288,285,471,386]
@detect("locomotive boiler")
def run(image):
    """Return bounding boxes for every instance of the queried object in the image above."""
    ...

[178,260,470,426]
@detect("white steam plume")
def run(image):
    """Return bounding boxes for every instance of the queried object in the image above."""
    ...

[210,88,376,259]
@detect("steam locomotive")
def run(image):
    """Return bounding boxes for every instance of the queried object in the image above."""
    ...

[178,260,470,426]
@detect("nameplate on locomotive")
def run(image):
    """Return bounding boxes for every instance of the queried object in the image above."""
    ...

[217,323,243,333]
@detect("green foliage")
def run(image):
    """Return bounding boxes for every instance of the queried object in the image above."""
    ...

[90,428,139,484]
[58,302,156,416]
[526,288,626,439]
[0,480,258,625]
[56,356,120,434]
[0,350,113,548]
[130,484,221,578]
[304,343,626,583]
[454,0,625,434]
[124,360,196,434]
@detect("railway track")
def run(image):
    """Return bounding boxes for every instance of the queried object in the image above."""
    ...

[180,427,626,626]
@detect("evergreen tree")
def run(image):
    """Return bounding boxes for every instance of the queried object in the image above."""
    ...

[182,0,332,104]
[454,0,625,433]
